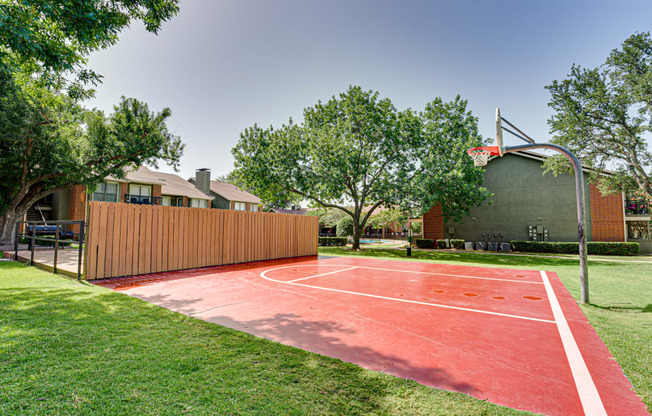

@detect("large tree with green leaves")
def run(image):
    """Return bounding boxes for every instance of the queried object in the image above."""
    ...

[233,86,490,250]
[0,0,180,98]
[0,73,183,245]
[545,32,652,198]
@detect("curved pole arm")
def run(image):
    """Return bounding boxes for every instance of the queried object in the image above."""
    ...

[502,142,590,304]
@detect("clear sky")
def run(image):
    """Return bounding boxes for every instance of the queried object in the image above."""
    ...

[86,0,652,180]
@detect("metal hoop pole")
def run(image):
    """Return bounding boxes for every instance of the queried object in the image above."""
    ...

[503,142,589,304]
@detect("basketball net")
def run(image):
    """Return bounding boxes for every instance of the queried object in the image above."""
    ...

[467,148,492,166]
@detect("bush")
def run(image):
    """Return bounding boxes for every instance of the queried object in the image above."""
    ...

[450,239,465,249]
[336,216,354,237]
[415,239,434,249]
[510,241,639,256]
[318,237,348,247]
[436,239,447,249]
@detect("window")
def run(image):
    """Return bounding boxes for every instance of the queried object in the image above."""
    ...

[92,182,119,202]
[234,202,246,211]
[129,184,151,197]
[162,196,183,207]
[191,199,208,208]
[250,203,258,212]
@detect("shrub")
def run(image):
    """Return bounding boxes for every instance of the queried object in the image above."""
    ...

[336,216,354,237]
[450,239,465,249]
[415,238,434,249]
[318,237,348,247]
[510,241,639,256]
[436,239,447,249]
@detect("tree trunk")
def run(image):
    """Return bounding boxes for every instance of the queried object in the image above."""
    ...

[0,210,20,248]
[351,222,362,250]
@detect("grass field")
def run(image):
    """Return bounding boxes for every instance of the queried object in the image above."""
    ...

[0,261,532,415]
[319,246,652,411]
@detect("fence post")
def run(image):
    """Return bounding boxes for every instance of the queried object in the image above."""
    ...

[53,222,60,274]
[77,220,85,280]
[14,222,19,260]
[30,225,35,265]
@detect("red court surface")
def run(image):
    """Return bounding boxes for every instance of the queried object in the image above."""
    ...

[95,256,648,416]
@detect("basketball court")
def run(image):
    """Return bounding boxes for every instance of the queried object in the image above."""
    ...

[95,256,648,416]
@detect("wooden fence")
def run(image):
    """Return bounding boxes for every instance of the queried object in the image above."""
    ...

[84,201,319,280]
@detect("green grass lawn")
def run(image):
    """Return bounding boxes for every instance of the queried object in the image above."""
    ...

[319,246,652,411]
[0,261,533,415]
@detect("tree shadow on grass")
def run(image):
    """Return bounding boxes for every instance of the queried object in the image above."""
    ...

[0,284,515,415]
[589,303,652,313]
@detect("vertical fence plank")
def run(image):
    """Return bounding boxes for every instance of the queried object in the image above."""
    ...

[85,202,100,280]
[96,202,108,279]
[104,203,115,278]
[110,203,122,276]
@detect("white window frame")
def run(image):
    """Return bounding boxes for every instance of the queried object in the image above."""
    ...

[190,199,209,208]
[129,184,151,197]
[250,203,258,212]
[92,181,119,202]
[234,202,246,211]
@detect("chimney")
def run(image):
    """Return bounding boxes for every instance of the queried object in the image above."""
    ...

[195,168,211,196]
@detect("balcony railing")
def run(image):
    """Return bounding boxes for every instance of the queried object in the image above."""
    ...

[124,194,162,205]
[625,197,650,215]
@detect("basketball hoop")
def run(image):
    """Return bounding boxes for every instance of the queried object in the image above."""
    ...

[467,146,499,166]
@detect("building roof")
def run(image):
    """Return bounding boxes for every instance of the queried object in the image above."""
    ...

[494,150,613,176]
[108,166,213,200]
[205,181,261,204]
[269,208,307,215]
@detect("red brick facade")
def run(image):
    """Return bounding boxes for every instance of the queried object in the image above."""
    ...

[422,205,444,241]
[589,183,625,242]
[69,185,87,234]
[119,183,128,203]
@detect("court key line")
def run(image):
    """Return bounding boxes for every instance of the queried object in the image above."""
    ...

[263,264,543,285]
[540,271,607,416]
[286,266,358,283]
[260,267,555,324]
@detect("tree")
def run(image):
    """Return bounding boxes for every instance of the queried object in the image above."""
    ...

[336,216,354,238]
[369,209,407,235]
[0,74,183,245]
[307,207,347,227]
[545,32,652,198]
[232,86,490,250]
[217,170,302,210]
[0,0,180,98]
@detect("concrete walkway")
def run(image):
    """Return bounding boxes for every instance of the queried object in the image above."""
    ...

[3,249,83,278]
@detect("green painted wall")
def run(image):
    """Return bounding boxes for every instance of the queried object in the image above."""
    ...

[444,153,592,243]
[210,192,230,209]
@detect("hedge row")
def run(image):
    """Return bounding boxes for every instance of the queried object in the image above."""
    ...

[510,241,639,256]
[416,239,466,249]
[318,237,348,246]
[415,239,434,249]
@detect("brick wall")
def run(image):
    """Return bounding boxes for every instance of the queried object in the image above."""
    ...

[69,185,87,235]
[423,205,444,241]
[589,183,625,242]
[182,196,189,207]
[153,185,162,200]
[119,183,128,203]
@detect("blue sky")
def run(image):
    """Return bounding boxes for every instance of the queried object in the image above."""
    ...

[86,0,652,180]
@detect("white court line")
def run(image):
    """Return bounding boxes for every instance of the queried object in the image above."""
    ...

[262,264,542,285]
[287,266,358,283]
[260,267,555,324]
[540,271,607,416]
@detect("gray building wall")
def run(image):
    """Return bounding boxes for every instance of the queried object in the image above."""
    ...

[444,154,592,243]
[52,189,71,221]
[210,192,231,209]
